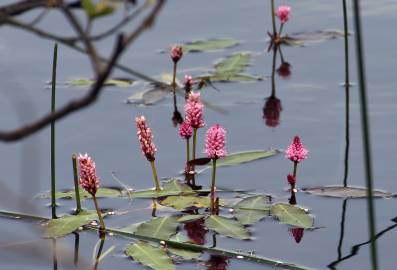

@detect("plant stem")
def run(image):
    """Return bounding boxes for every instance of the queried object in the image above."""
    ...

[172,62,177,91]
[210,159,217,214]
[352,1,378,269]
[150,160,161,191]
[186,138,190,164]
[72,154,82,213]
[92,195,105,233]
[279,23,284,36]
[271,0,276,37]
[192,128,198,186]
[51,43,58,219]
[293,161,298,178]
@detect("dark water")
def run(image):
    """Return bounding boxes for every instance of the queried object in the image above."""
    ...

[0,0,397,269]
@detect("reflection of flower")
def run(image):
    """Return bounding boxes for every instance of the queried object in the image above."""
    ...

[263,96,282,127]
[276,6,291,24]
[206,255,229,270]
[289,228,304,243]
[185,92,205,129]
[136,116,157,161]
[277,62,291,78]
[172,110,183,127]
[179,121,193,139]
[184,218,208,245]
[170,45,183,63]
[205,124,227,159]
[287,174,296,186]
[286,136,308,163]
[184,75,193,90]
[78,153,100,196]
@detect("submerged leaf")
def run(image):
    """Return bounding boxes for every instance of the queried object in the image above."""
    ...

[125,242,175,270]
[181,39,239,53]
[45,210,98,238]
[303,186,394,198]
[233,195,271,225]
[282,29,346,46]
[270,203,313,229]
[204,215,250,240]
[134,216,179,240]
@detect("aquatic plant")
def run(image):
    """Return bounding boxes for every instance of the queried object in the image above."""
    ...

[179,121,193,164]
[286,135,308,188]
[170,45,183,89]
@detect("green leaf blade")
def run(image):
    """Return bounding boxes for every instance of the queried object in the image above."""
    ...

[126,242,175,270]
[270,203,314,229]
[134,216,179,240]
[204,215,250,240]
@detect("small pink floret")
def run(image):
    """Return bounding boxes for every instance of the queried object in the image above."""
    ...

[170,45,183,63]
[179,121,193,139]
[276,5,291,24]
[185,92,205,129]
[205,124,227,159]
[78,153,100,196]
[285,135,308,163]
[135,115,157,161]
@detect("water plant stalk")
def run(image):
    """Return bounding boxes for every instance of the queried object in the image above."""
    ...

[92,195,106,233]
[192,128,198,186]
[270,0,276,37]
[186,138,190,164]
[279,23,284,36]
[210,159,217,214]
[293,161,298,178]
[72,154,82,213]
[172,62,177,90]
[352,0,378,269]
[150,160,161,191]
[51,43,58,219]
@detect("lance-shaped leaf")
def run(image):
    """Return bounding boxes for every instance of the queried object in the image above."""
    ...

[160,196,211,210]
[70,78,134,87]
[125,242,175,270]
[282,29,345,46]
[182,39,239,53]
[233,195,271,225]
[303,186,395,198]
[204,215,250,240]
[177,214,206,223]
[134,216,179,240]
[270,203,314,229]
[214,53,251,74]
[132,179,195,198]
[45,210,99,238]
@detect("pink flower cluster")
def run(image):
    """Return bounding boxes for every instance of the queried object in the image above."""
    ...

[170,45,183,63]
[285,135,308,163]
[78,153,100,196]
[135,116,157,161]
[179,121,193,139]
[185,92,205,129]
[205,124,227,159]
[276,5,291,24]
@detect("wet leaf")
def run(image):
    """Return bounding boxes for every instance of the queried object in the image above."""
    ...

[177,214,206,223]
[125,242,175,270]
[302,186,395,198]
[282,29,346,46]
[168,247,201,260]
[270,203,313,229]
[204,215,250,240]
[197,149,280,173]
[134,216,179,240]
[36,187,123,200]
[233,195,271,225]
[181,39,239,53]
[234,209,269,225]
[214,52,251,74]
[132,179,194,198]
[45,210,98,238]
[160,196,210,210]
[70,78,134,87]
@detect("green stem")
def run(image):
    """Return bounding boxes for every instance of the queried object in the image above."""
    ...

[293,162,298,178]
[210,159,217,214]
[72,155,82,213]
[51,43,58,219]
[352,1,378,269]
[271,0,276,37]
[186,138,190,164]
[279,23,284,36]
[172,62,177,91]
[192,128,198,186]
[92,195,105,233]
[150,161,161,191]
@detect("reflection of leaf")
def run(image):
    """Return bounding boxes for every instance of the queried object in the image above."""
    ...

[36,187,123,200]
[282,29,346,46]
[125,242,175,270]
[134,216,179,240]
[70,78,133,87]
[270,203,313,229]
[161,196,210,210]
[204,215,250,240]
[182,39,239,53]
[197,149,280,173]
[233,195,271,225]
[45,211,98,238]
[303,186,395,198]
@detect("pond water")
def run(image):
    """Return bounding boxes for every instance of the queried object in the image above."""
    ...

[0,0,396,269]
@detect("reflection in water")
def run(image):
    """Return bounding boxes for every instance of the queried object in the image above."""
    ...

[205,255,229,270]
[289,228,304,244]
[52,238,58,270]
[73,232,80,267]
[184,218,208,245]
[172,90,183,127]
[93,236,106,270]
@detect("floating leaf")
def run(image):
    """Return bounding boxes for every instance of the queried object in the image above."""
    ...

[36,187,123,200]
[70,78,134,87]
[182,39,239,53]
[204,215,250,240]
[270,203,313,229]
[282,29,346,46]
[161,196,210,210]
[214,53,251,74]
[45,210,98,238]
[234,209,269,226]
[125,242,175,270]
[207,73,261,82]
[302,186,395,198]
[177,214,206,223]
[168,247,201,260]
[197,149,280,173]
[134,216,178,240]
[233,195,271,225]
[132,179,194,198]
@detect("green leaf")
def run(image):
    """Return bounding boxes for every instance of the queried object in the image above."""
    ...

[36,187,123,200]
[270,203,314,229]
[206,73,261,82]
[197,149,280,173]
[160,196,210,210]
[282,29,345,47]
[134,216,179,240]
[125,242,175,270]
[214,52,251,75]
[177,214,206,223]
[168,247,201,260]
[82,0,96,16]
[233,195,271,225]
[132,179,194,199]
[302,186,395,198]
[70,78,134,87]
[204,215,250,240]
[45,210,98,238]
[182,39,239,53]
[82,0,115,19]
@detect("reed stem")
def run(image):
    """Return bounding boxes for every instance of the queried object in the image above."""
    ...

[51,43,58,219]
[186,138,190,164]
[72,154,82,213]
[270,0,276,37]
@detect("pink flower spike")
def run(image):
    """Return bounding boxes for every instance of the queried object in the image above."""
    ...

[185,92,205,129]
[276,5,291,24]
[179,121,193,139]
[184,75,193,89]
[205,124,227,159]
[135,115,157,162]
[286,135,309,163]
[78,153,100,196]
[170,45,183,63]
